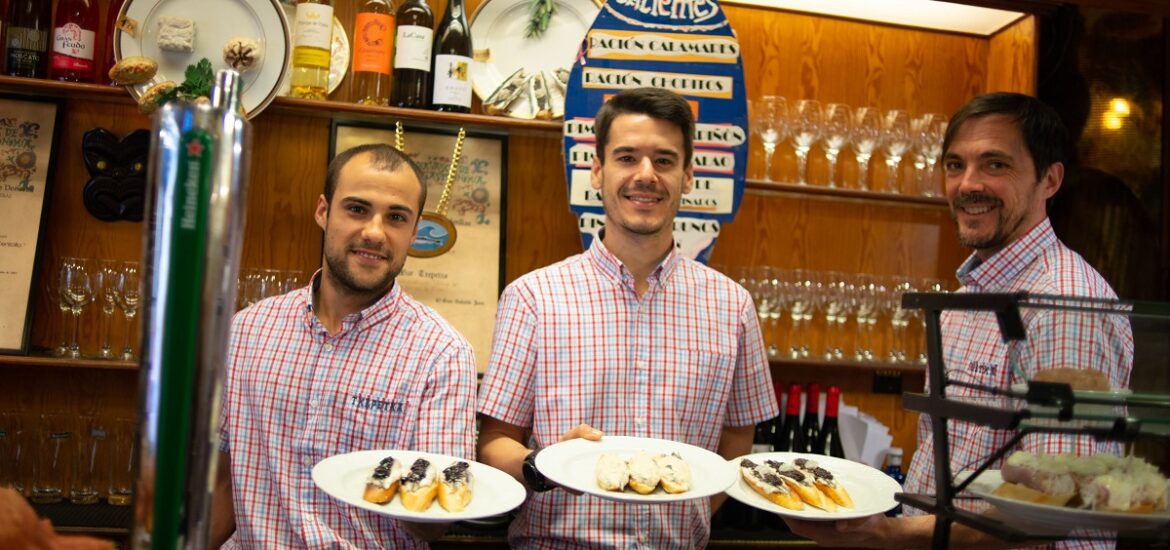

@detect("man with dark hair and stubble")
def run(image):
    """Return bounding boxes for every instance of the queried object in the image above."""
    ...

[210,144,477,549]
[477,87,778,548]
[786,93,1132,549]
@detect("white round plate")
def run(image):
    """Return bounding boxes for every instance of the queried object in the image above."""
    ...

[115,0,291,118]
[311,450,526,523]
[535,435,736,502]
[469,0,600,119]
[725,452,901,521]
[967,470,1170,532]
[278,3,349,96]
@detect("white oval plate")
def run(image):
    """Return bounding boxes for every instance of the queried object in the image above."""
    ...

[278,2,349,96]
[725,452,901,521]
[116,0,291,118]
[967,469,1170,532]
[469,0,600,119]
[535,435,736,502]
[311,449,526,523]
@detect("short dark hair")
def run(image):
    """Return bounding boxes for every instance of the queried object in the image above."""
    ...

[944,92,1068,181]
[593,87,695,166]
[325,143,427,213]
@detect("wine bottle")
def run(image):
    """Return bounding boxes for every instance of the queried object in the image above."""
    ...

[774,383,805,452]
[815,385,845,458]
[290,0,333,99]
[6,0,52,78]
[390,0,431,108]
[48,0,100,82]
[430,0,471,113]
[353,0,393,105]
[751,412,775,454]
[883,447,905,516]
[801,383,821,454]
[102,0,126,85]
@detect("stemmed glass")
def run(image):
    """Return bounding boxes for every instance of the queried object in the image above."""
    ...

[784,269,820,358]
[916,113,946,197]
[751,96,788,181]
[820,272,852,360]
[790,100,822,185]
[820,104,852,188]
[881,109,912,194]
[281,270,305,294]
[117,261,141,361]
[60,259,93,359]
[49,257,78,357]
[851,275,884,361]
[851,107,881,190]
[95,260,120,359]
[885,278,917,363]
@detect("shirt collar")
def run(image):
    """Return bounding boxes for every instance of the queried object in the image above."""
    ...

[586,228,681,288]
[956,217,1057,291]
[302,269,401,332]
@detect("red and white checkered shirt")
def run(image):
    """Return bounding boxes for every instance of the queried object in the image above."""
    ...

[905,219,1133,549]
[219,273,478,549]
[478,238,778,549]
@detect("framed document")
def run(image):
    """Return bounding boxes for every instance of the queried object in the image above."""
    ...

[0,96,63,354]
[330,121,507,371]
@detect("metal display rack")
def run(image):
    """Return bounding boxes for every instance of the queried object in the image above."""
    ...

[896,291,1170,548]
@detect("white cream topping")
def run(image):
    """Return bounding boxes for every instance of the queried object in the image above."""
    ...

[655,453,692,489]
[596,453,630,490]
[628,451,660,485]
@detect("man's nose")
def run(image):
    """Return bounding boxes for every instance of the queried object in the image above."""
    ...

[633,157,656,181]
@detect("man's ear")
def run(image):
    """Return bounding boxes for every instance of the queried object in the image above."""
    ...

[1041,161,1064,200]
[590,154,603,190]
[682,161,694,195]
[315,194,329,230]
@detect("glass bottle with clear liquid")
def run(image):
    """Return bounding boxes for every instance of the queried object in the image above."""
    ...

[290,0,333,99]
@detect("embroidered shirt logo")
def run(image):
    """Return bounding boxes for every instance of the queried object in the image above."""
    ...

[350,394,404,413]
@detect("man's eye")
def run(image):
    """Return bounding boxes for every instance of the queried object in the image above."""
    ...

[655,158,674,166]
[347,205,366,214]
[943,160,962,171]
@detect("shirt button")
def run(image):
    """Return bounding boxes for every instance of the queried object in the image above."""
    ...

[309,399,318,407]
[635,418,646,427]
[323,343,334,352]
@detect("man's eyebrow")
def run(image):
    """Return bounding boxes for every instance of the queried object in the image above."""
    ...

[340,196,415,215]
[610,145,680,159]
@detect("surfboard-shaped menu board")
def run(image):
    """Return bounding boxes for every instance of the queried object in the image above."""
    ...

[562,0,748,263]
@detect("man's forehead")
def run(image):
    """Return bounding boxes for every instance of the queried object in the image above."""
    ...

[949,115,1027,155]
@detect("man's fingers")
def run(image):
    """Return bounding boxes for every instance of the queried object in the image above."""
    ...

[559,423,603,442]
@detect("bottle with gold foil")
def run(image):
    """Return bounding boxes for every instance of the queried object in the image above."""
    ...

[290,0,333,99]
[353,0,394,105]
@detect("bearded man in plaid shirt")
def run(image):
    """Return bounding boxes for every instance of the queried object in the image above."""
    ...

[785,94,1133,549]
[476,87,778,549]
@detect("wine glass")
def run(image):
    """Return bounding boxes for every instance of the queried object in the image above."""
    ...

[49,257,79,357]
[885,277,917,363]
[820,272,852,360]
[851,274,883,361]
[881,109,912,194]
[820,104,852,188]
[751,96,788,181]
[916,113,946,197]
[281,270,305,294]
[60,258,93,359]
[117,261,141,361]
[851,107,881,190]
[790,100,822,185]
[95,260,120,359]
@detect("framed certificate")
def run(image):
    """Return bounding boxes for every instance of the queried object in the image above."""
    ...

[0,96,63,354]
[330,121,507,371]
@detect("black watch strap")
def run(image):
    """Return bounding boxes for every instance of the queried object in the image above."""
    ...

[523,449,554,492]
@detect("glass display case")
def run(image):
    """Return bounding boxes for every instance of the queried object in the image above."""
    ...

[898,291,1170,548]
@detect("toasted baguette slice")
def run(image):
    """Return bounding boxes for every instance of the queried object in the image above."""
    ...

[438,461,473,512]
[993,481,1075,507]
[596,453,630,492]
[770,462,836,512]
[655,453,692,494]
[362,456,403,505]
[627,452,660,494]
[793,458,854,508]
[740,460,804,510]
[399,458,439,512]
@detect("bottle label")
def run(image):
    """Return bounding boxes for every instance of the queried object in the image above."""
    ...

[8,26,49,51]
[353,12,393,74]
[394,25,432,72]
[51,24,96,70]
[293,47,330,69]
[294,3,334,51]
[432,54,471,107]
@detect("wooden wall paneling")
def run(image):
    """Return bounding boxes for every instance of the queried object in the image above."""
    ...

[987,15,1038,94]
[502,133,582,281]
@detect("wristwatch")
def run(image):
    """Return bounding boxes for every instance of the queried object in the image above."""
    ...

[522,449,554,492]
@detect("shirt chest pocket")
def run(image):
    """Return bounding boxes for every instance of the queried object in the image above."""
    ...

[335,394,415,451]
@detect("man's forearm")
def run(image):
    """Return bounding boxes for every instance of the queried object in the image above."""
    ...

[712,425,754,512]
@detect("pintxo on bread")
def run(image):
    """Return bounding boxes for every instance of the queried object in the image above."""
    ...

[361,455,474,513]
[739,459,804,510]
[594,451,692,494]
[793,457,855,508]
[997,451,1168,513]
[738,456,855,512]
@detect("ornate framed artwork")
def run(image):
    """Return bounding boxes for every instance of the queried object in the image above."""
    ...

[330,121,507,371]
[0,96,63,354]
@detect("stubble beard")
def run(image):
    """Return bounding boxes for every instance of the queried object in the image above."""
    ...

[323,244,400,297]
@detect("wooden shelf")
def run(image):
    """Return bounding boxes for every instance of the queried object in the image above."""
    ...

[769,356,926,374]
[0,353,137,371]
[746,179,949,208]
[0,75,562,135]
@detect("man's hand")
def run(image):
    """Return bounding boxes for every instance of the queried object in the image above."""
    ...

[548,423,604,494]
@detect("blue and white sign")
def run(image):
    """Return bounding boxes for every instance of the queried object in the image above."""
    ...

[562,0,748,263]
